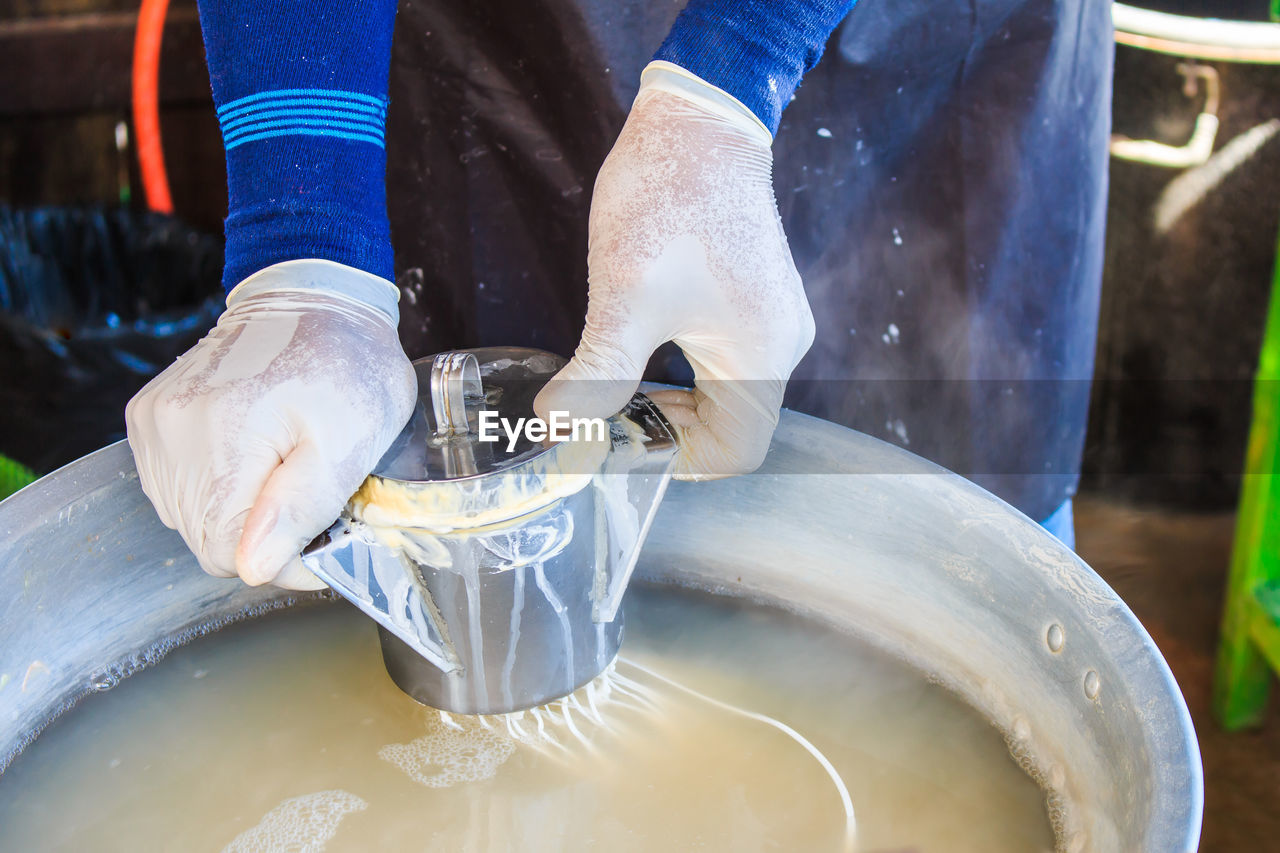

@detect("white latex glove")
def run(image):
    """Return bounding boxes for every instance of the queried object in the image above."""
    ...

[126,260,416,590]
[535,61,814,480]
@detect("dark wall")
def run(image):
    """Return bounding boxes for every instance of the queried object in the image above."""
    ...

[1083,42,1280,510]
[0,0,226,235]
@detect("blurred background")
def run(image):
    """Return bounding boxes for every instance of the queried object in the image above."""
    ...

[1,1,1279,848]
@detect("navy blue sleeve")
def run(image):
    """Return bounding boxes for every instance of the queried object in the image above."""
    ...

[197,0,398,291]
[655,0,857,135]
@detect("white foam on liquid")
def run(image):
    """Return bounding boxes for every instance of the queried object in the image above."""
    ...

[220,789,366,853]
[377,713,516,788]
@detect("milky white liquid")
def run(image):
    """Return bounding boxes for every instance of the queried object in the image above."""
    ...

[0,586,1055,852]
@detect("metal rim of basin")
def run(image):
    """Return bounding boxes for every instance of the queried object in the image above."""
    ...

[0,411,1203,851]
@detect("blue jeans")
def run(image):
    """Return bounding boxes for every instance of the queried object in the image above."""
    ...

[1041,499,1076,551]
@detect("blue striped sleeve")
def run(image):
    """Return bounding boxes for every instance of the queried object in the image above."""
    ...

[217,90,389,149]
[197,1,398,291]
[655,0,857,136]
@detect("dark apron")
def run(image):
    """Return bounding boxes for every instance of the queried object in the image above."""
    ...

[385,0,1114,523]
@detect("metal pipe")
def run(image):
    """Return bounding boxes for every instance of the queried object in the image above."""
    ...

[1110,64,1222,168]
[1113,3,1280,64]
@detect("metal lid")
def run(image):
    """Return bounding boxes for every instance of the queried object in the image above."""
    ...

[350,347,609,531]
[373,347,569,483]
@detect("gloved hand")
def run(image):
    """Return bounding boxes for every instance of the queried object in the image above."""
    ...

[126,260,416,590]
[535,61,813,480]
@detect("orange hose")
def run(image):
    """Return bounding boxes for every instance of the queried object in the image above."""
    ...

[132,0,173,214]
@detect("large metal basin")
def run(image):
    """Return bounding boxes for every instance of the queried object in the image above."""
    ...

[0,412,1202,851]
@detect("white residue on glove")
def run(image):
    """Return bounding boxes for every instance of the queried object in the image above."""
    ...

[535,61,814,480]
[126,260,417,590]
